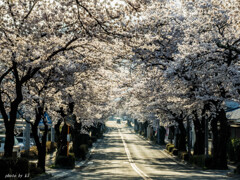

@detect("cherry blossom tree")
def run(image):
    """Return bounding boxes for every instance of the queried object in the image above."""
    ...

[0,0,150,157]
[126,0,240,169]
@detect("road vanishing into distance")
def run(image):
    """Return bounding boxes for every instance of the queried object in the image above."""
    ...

[59,121,232,180]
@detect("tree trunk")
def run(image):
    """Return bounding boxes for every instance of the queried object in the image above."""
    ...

[38,122,48,172]
[38,147,46,172]
[211,109,229,169]
[4,124,15,157]
[193,118,205,155]
[143,121,148,137]
[56,123,68,157]
[31,106,48,173]
[55,119,62,151]
[218,110,229,169]
[4,105,19,157]
[177,120,187,152]
[32,124,48,172]
[71,121,82,158]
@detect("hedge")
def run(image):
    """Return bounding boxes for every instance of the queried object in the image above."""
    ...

[189,155,214,169]
[178,151,189,161]
[29,162,43,178]
[166,143,173,150]
[46,141,57,153]
[79,144,88,160]
[21,146,38,159]
[171,148,178,156]
[168,144,175,153]
[0,158,30,179]
[189,155,205,168]
[55,154,75,169]
[227,138,240,162]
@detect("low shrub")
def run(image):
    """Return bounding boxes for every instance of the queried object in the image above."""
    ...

[29,162,41,177]
[227,138,240,162]
[88,139,93,148]
[0,158,30,179]
[171,148,178,156]
[30,163,43,178]
[91,136,97,142]
[205,156,214,169]
[21,146,38,159]
[150,135,155,141]
[46,141,57,153]
[168,144,175,153]
[97,133,103,138]
[0,159,10,179]
[79,144,88,160]
[166,143,173,150]
[55,154,75,169]
[234,163,240,174]
[13,158,30,178]
[178,151,189,161]
[190,155,205,168]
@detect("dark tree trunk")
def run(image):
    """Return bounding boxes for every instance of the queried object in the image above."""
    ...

[159,126,166,145]
[38,122,48,172]
[211,108,229,169]
[1,61,33,157]
[218,110,229,169]
[193,123,205,155]
[55,119,62,150]
[176,120,187,152]
[4,101,21,157]
[193,116,205,155]
[127,120,131,127]
[4,124,15,157]
[55,107,69,158]
[143,121,148,137]
[56,123,68,157]
[71,121,82,158]
[31,106,48,172]
[32,125,48,172]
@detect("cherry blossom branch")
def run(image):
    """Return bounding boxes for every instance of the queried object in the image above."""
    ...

[0,67,13,84]
[0,28,14,46]
[17,110,34,127]
[216,42,240,54]
[21,0,39,22]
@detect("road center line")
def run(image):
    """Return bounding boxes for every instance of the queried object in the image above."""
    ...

[118,128,152,180]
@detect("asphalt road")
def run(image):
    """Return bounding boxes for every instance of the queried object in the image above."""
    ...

[62,121,232,180]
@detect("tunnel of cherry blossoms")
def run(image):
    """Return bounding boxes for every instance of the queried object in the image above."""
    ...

[0,0,240,179]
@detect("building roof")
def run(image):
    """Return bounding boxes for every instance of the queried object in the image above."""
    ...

[227,108,240,121]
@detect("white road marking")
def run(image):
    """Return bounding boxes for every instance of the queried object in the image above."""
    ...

[118,128,152,180]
